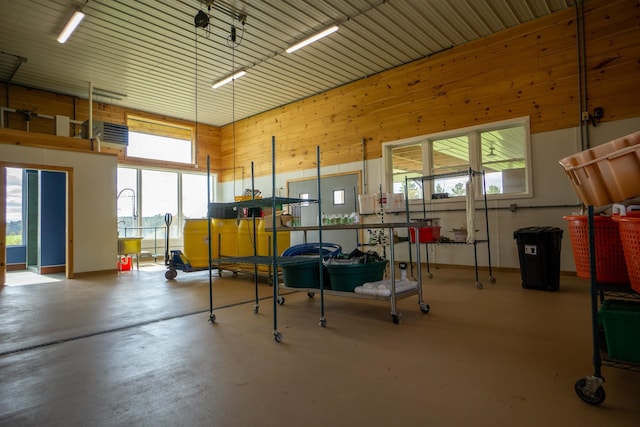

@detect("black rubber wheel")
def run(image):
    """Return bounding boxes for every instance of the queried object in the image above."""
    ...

[427,273,433,279]
[277,296,285,305]
[307,292,315,298]
[274,331,283,343]
[574,378,605,405]
[391,314,400,324]
[253,304,259,314]
[165,269,177,280]
[319,318,327,327]
[420,303,430,314]
[490,276,496,283]
[476,281,483,289]
[209,313,216,323]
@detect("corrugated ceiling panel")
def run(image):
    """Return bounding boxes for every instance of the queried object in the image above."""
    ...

[0,0,574,126]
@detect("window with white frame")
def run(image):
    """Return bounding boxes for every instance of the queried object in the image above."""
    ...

[386,117,531,200]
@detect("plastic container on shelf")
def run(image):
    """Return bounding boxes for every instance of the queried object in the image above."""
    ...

[409,226,441,243]
[281,257,329,289]
[563,215,629,284]
[326,260,388,292]
[598,299,640,363]
[611,214,640,293]
[382,192,405,212]
[558,131,640,207]
[358,194,377,214]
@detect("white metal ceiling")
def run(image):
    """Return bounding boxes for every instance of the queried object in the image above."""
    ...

[0,0,574,127]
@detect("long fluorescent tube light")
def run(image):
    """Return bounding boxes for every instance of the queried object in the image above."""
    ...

[57,10,86,43]
[211,70,246,89]
[286,25,338,53]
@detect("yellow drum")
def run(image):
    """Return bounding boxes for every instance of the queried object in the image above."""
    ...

[213,218,238,258]
[183,219,214,268]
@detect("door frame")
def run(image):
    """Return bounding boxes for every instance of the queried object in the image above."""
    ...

[1,162,74,287]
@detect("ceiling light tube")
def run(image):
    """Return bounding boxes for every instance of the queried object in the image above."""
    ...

[57,10,86,43]
[212,70,246,89]
[286,25,339,53]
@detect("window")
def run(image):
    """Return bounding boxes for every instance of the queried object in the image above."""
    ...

[333,189,345,205]
[126,116,194,164]
[117,167,215,240]
[385,117,530,200]
[5,168,24,246]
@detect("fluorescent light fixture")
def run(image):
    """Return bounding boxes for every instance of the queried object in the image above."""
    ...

[286,25,338,53]
[211,70,246,89]
[57,10,86,43]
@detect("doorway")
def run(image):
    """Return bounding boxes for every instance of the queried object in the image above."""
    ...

[1,164,72,287]
[287,171,362,252]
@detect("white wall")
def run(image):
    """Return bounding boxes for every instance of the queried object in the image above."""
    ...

[1,144,117,274]
[219,118,640,272]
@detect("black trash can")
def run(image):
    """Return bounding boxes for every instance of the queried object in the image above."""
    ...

[513,227,563,291]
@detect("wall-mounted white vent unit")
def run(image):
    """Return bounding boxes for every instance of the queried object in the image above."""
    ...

[82,120,129,145]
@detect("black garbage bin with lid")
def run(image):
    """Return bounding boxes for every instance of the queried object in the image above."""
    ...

[513,227,563,291]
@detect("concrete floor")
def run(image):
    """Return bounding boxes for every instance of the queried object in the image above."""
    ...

[0,264,639,426]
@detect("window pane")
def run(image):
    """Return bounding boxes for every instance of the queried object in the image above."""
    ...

[127,132,192,164]
[117,168,138,236]
[142,170,178,238]
[431,135,469,197]
[480,126,526,195]
[182,173,210,219]
[391,144,423,199]
[5,168,23,246]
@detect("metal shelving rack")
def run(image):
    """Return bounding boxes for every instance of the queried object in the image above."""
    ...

[574,205,640,405]
[405,169,495,288]
[207,137,322,342]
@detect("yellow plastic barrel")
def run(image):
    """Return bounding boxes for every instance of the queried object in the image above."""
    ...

[183,218,214,268]
[238,218,259,257]
[213,218,238,258]
[257,219,290,257]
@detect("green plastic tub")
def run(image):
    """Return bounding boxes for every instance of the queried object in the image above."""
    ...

[326,260,388,292]
[281,258,328,289]
[598,299,640,363]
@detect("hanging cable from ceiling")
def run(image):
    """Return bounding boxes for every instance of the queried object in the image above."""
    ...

[231,22,238,196]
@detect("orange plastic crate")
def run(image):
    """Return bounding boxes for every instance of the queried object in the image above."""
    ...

[563,215,629,284]
[559,131,640,207]
[612,215,640,293]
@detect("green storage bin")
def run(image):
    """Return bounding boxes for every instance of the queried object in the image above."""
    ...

[281,258,328,289]
[326,260,388,292]
[598,299,640,363]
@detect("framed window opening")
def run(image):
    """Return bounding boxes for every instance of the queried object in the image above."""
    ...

[117,166,216,240]
[384,117,531,202]
[126,116,195,165]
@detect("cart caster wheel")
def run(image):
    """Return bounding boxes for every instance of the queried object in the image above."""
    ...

[476,281,483,289]
[273,331,283,343]
[277,296,285,305]
[420,303,430,314]
[319,317,327,327]
[165,269,177,280]
[575,378,605,405]
[209,313,216,323]
[253,304,259,314]
[391,314,400,324]
[307,292,315,298]
[490,276,496,283]
[427,273,433,279]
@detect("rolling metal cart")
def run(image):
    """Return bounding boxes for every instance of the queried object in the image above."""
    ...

[574,206,640,405]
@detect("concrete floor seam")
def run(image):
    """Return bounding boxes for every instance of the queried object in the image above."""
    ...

[0,293,286,358]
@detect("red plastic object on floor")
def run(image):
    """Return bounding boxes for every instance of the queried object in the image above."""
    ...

[118,255,132,271]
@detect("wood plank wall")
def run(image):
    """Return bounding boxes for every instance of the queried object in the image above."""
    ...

[0,86,221,173]
[1,0,637,183]
[219,0,640,182]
